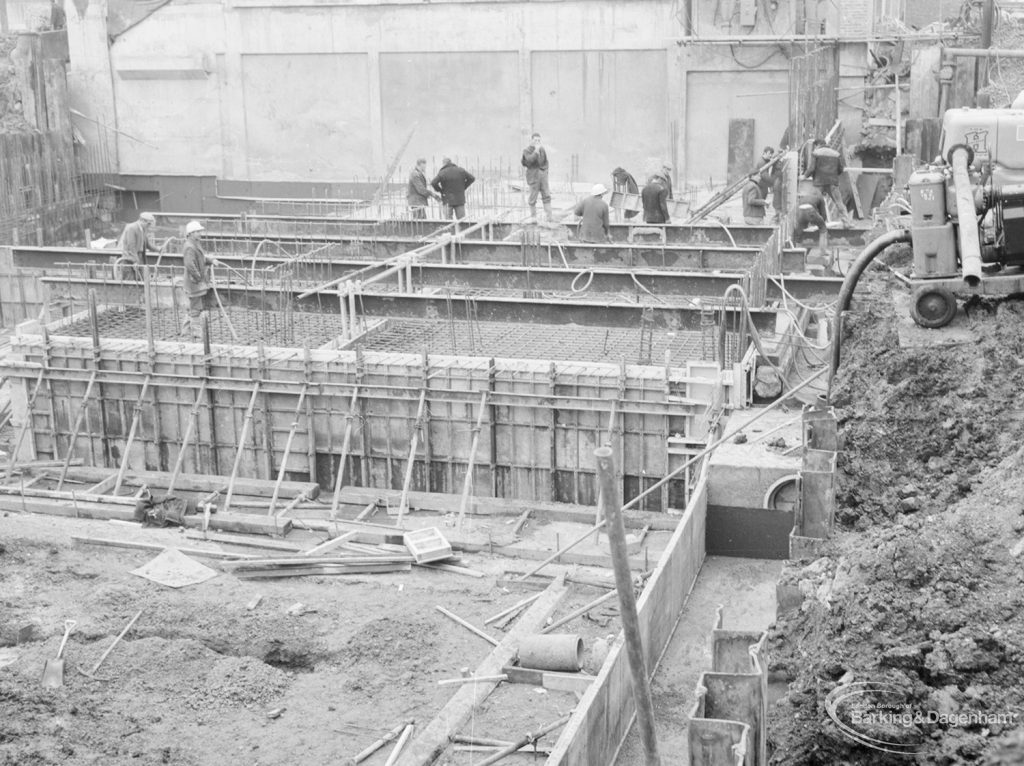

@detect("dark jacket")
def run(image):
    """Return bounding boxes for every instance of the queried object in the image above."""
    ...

[183,239,210,298]
[573,196,610,243]
[118,220,156,263]
[430,162,475,208]
[742,179,769,221]
[641,179,670,224]
[521,146,549,184]
[407,168,432,207]
[806,146,844,188]
[612,167,639,219]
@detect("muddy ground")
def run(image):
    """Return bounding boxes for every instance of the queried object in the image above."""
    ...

[0,510,627,766]
[767,268,1024,764]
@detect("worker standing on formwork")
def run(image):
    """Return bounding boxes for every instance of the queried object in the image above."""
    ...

[521,132,553,223]
[573,184,611,244]
[115,212,158,280]
[430,157,475,220]
[407,158,439,219]
[657,162,674,200]
[641,175,671,225]
[181,220,212,340]
[805,138,853,227]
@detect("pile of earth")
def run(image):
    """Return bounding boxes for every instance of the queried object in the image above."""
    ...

[767,269,1024,764]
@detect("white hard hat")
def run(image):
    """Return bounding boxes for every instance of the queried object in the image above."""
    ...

[185,220,205,235]
[592,183,608,196]
[139,212,156,223]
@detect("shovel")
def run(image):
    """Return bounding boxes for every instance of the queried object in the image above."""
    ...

[41,619,76,688]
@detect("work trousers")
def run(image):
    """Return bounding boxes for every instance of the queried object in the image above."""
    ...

[409,204,427,220]
[444,204,466,220]
[820,184,853,225]
[527,170,551,206]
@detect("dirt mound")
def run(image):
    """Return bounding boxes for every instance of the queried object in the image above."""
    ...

[769,272,1024,763]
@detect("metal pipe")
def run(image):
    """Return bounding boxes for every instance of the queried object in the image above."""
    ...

[950,146,983,286]
[595,446,661,766]
[943,47,1024,59]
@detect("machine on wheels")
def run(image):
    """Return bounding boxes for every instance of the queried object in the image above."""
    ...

[901,105,1024,328]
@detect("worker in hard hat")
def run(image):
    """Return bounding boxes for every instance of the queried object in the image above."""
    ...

[181,220,212,339]
[573,184,612,244]
[114,211,159,280]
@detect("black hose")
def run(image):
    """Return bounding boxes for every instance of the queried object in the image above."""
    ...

[827,228,912,402]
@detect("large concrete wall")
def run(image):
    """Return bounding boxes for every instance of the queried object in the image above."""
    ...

[64,0,871,191]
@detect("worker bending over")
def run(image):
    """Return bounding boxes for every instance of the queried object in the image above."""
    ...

[805,139,853,227]
[742,174,770,225]
[115,212,159,280]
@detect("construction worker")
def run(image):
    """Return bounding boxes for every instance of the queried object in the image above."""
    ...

[611,167,640,220]
[641,175,671,224]
[182,220,212,339]
[657,162,674,200]
[805,138,853,227]
[573,184,611,243]
[49,0,65,29]
[115,211,158,280]
[742,174,770,225]
[407,158,439,219]
[792,178,831,264]
[430,157,475,220]
[521,132,553,222]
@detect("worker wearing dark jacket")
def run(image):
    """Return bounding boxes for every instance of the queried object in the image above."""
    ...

[573,184,611,243]
[792,178,830,257]
[805,139,853,227]
[611,167,639,219]
[407,159,438,219]
[431,158,476,220]
[742,175,769,225]
[641,176,671,224]
[115,212,158,279]
[182,220,212,339]
[521,132,552,222]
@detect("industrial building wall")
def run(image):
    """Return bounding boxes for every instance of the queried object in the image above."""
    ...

[68,0,679,185]
[62,0,869,191]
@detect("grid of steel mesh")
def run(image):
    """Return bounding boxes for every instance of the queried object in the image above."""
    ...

[356,317,732,366]
[50,306,737,364]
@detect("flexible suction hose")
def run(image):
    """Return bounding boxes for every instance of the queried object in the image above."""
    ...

[827,228,912,402]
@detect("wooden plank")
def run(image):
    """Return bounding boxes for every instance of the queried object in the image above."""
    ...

[233,563,412,578]
[302,531,358,557]
[336,487,677,531]
[0,495,137,521]
[502,665,597,695]
[55,466,319,499]
[71,535,255,560]
[393,576,568,766]
[182,530,303,552]
[181,511,291,537]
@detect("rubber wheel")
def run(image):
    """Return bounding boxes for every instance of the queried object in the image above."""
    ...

[911,285,958,329]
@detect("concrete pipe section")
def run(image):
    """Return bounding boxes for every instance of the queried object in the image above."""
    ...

[518,634,584,672]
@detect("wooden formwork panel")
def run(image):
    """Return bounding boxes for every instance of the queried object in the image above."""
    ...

[547,469,709,764]
[6,337,714,510]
